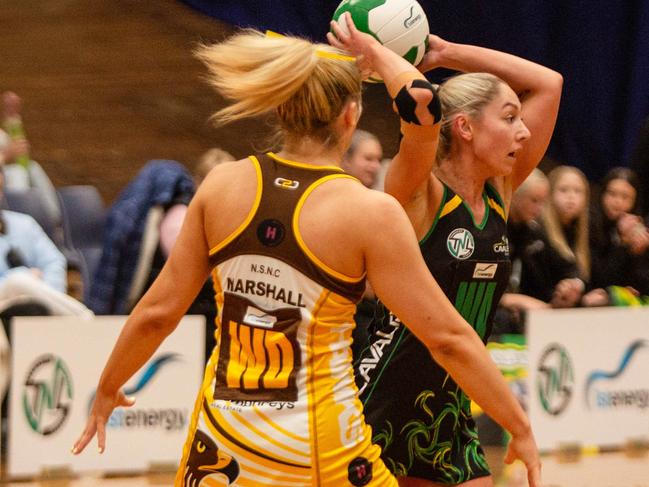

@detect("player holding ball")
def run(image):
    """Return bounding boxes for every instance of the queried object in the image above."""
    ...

[330,4,560,487]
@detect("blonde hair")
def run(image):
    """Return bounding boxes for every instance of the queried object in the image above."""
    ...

[516,168,548,195]
[195,30,362,147]
[436,72,505,163]
[542,166,591,279]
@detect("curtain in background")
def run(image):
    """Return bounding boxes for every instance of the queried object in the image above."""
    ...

[181,0,649,183]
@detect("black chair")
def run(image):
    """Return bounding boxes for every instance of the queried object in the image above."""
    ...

[57,185,106,249]
[3,188,62,246]
[57,185,106,304]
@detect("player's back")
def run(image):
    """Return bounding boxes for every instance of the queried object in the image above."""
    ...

[177,152,397,486]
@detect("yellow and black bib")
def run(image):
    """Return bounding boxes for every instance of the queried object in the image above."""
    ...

[177,153,397,487]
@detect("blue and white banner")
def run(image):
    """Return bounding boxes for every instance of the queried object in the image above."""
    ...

[527,307,649,451]
[8,315,205,477]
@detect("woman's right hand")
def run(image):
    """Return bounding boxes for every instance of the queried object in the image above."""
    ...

[327,12,382,80]
[504,428,543,487]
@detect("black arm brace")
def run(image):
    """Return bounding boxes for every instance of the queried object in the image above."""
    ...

[393,79,442,125]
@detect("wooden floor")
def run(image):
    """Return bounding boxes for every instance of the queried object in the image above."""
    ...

[2,449,647,486]
[502,452,649,487]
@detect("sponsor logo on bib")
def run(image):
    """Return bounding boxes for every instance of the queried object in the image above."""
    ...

[257,219,285,247]
[274,177,299,190]
[473,262,498,279]
[493,235,510,255]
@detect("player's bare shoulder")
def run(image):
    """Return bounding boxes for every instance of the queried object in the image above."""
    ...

[348,184,411,231]
[199,157,255,190]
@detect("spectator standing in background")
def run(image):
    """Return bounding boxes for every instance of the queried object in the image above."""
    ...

[88,160,195,315]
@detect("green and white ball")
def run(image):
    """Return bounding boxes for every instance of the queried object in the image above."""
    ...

[332,0,429,82]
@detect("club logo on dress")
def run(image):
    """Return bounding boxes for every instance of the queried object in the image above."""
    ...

[446,228,475,259]
[257,219,285,247]
[348,457,372,486]
[184,429,240,486]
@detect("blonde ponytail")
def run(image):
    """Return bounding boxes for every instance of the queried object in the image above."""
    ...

[196,30,361,144]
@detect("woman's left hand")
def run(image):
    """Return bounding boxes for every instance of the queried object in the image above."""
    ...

[71,389,136,455]
[416,34,449,73]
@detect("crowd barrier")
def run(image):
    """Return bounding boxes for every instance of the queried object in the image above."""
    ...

[2,308,647,478]
[5,315,205,479]
[527,307,649,452]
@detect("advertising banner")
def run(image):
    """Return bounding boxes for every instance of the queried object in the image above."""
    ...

[8,315,205,477]
[527,307,649,451]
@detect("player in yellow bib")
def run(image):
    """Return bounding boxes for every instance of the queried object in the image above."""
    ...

[73,20,541,487]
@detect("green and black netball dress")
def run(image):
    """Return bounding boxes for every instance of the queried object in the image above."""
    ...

[356,182,511,484]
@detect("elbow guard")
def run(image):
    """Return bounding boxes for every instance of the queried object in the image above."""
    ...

[393,79,442,125]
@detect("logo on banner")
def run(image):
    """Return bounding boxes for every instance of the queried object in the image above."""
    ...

[447,228,475,260]
[22,354,74,436]
[585,339,649,410]
[537,343,574,415]
[89,353,188,431]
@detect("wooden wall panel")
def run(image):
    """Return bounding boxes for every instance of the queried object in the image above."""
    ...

[0,0,398,203]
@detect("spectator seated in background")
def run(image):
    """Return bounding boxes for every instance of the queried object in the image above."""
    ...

[88,152,235,362]
[542,165,591,285]
[149,148,235,291]
[496,169,584,332]
[340,129,384,359]
[584,167,649,306]
[157,148,236,360]
[340,129,384,189]
[88,159,195,315]
[1,91,62,234]
[193,147,234,187]
[0,171,92,322]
